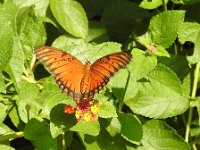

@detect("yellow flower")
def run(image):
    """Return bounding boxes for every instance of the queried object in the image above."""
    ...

[91,105,100,114]
[84,112,92,122]
[75,109,83,120]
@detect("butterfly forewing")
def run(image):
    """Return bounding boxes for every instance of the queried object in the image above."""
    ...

[34,46,84,99]
[87,52,132,95]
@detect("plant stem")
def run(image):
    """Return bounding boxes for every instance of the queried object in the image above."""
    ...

[118,70,130,112]
[0,131,24,142]
[5,81,13,88]
[22,75,36,84]
[174,42,178,55]
[61,132,65,150]
[30,55,36,71]
[192,143,197,150]
[162,0,167,11]
[185,62,200,142]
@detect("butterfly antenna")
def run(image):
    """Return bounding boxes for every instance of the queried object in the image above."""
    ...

[70,41,88,62]
[88,44,108,61]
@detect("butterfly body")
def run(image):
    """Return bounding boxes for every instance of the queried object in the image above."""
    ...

[80,62,91,94]
[34,46,132,100]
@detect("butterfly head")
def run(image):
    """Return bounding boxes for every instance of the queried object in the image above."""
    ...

[85,60,91,65]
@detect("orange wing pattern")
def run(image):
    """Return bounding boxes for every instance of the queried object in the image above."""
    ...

[85,52,132,97]
[34,46,132,100]
[34,46,84,99]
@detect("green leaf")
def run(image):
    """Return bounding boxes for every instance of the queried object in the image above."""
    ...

[38,78,73,118]
[158,55,192,96]
[86,21,109,43]
[110,49,157,101]
[101,1,149,42]
[190,127,200,137]
[50,0,88,38]
[109,68,135,101]
[68,138,84,149]
[52,40,123,64]
[0,23,13,70]
[17,82,40,123]
[137,37,170,57]
[5,93,23,130]
[0,122,14,135]
[0,73,6,93]
[0,3,29,89]
[181,73,192,97]
[139,0,169,9]
[0,122,14,144]
[8,104,24,130]
[50,104,76,138]
[178,22,200,64]
[178,22,200,44]
[171,0,184,4]
[77,0,114,16]
[79,129,128,150]
[102,117,121,137]
[149,10,185,48]
[57,131,73,149]
[187,30,200,64]
[125,64,189,118]
[24,118,46,139]
[17,6,46,62]
[154,45,170,57]
[41,92,70,118]
[142,120,190,150]
[0,145,15,150]
[129,49,158,82]
[52,35,86,49]
[94,91,117,118]
[0,2,18,27]
[5,37,24,90]
[12,0,49,17]
[118,113,142,143]
[182,0,200,4]
[158,56,190,81]
[70,120,100,136]
[158,55,191,96]
[0,103,7,122]
[24,118,57,150]
[197,97,200,125]
[99,100,117,118]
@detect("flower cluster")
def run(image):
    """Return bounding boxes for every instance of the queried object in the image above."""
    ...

[64,98,100,122]
[147,43,157,53]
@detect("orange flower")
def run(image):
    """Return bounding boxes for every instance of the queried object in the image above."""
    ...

[91,113,98,121]
[64,105,75,114]
[64,98,100,122]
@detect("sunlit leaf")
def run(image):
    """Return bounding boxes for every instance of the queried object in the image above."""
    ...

[50,0,88,38]
[125,64,189,118]
[142,120,190,150]
[149,10,185,48]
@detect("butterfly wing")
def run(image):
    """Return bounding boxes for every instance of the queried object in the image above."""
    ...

[34,46,84,99]
[86,52,132,97]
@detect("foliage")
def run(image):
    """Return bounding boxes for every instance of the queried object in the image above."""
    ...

[0,0,200,149]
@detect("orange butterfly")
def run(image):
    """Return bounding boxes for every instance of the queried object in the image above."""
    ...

[34,46,132,100]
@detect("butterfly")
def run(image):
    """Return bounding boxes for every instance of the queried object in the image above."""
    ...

[34,46,132,100]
